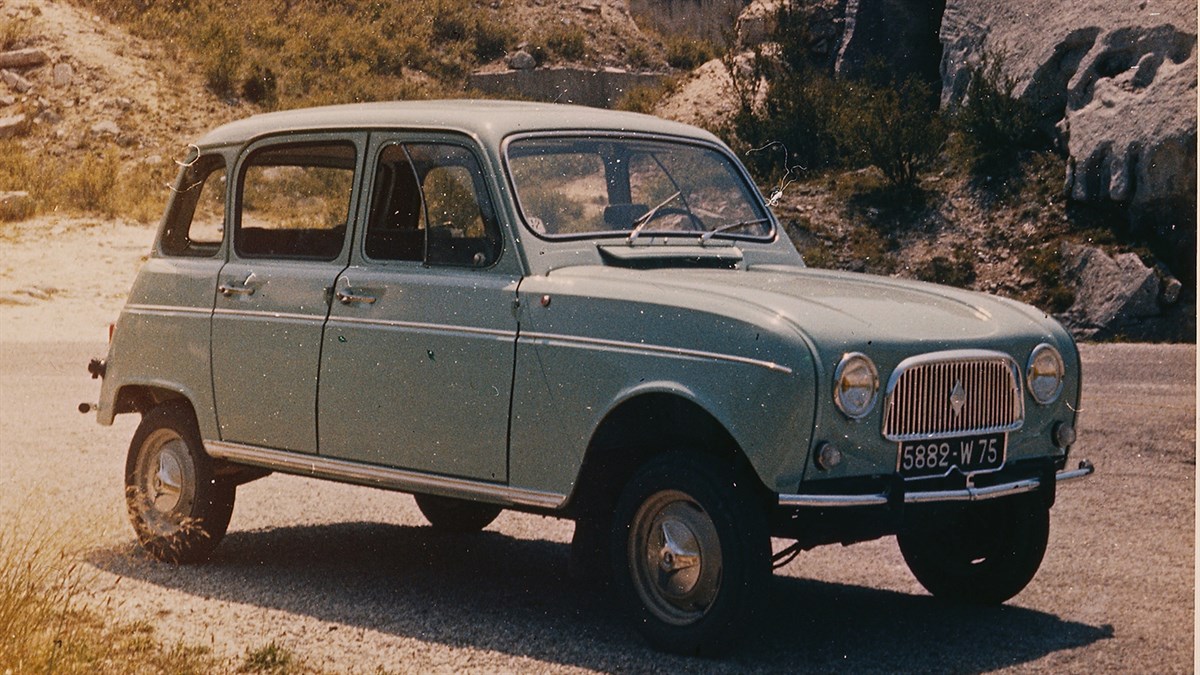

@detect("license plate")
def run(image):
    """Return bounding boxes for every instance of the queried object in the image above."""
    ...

[898,432,1006,479]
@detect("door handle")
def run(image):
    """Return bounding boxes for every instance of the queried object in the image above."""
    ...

[335,289,376,304]
[219,271,257,297]
[219,283,255,296]
[335,276,376,305]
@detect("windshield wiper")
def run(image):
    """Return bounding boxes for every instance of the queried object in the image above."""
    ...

[626,191,682,244]
[699,217,770,243]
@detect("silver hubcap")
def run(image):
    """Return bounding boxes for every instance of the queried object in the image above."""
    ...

[152,445,185,511]
[133,429,196,534]
[629,490,722,625]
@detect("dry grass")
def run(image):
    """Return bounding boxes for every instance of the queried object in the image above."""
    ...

[0,517,222,673]
[0,140,171,223]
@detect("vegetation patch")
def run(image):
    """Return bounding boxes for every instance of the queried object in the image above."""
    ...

[0,520,222,673]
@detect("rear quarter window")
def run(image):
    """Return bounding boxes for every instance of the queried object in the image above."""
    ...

[160,154,227,257]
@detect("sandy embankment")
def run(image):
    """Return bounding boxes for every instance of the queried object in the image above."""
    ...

[0,217,155,343]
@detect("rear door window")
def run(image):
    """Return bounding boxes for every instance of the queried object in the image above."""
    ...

[236,142,356,261]
[365,143,501,267]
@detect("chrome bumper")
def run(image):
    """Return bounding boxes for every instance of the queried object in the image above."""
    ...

[778,460,1095,508]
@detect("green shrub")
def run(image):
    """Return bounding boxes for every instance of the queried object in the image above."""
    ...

[547,24,587,61]
[954,53,1049,174]
[833,74,947,190]
[241,63,278,108]
[732,64,844,183]
[665,36,717,70]
[197,18,242,97]
[615,77,677,113]
[913,246,977,287]
[1019,243,1075,313]
[239,641,297,674]
[626,42,654,70]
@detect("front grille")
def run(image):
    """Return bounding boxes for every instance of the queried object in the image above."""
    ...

[882,351,1024,441]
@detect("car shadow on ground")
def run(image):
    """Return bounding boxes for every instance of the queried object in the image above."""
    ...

[88,522,1113,672]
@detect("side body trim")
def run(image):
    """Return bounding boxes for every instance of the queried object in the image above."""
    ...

[205,440,566,509]
[326,316,515,338]
[520,331,793,375]
[124,304,213,316]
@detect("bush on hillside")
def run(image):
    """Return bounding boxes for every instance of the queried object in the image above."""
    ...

[833,73,947,190]
[954,54,1050,175]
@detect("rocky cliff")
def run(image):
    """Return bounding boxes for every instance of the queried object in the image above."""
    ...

[939,0,1196,226]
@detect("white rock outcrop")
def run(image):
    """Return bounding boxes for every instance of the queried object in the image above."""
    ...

[940,0,1196,209]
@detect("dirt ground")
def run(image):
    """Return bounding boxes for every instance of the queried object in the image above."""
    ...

[0,216,1194,672]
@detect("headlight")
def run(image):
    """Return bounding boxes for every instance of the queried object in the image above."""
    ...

[834,352,879,419]
[1027,343,1065,405]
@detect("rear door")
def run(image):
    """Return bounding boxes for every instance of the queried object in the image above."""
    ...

[211,136,364,453]
[317,135,520,481]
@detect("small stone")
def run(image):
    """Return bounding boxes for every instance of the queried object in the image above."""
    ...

[0,113,27,138]
[0,94,14,107]
[1,69,33,93]
[0,48,49,70]
[34,109,61,125]
[91,120,121,136]
[52,62,73,87]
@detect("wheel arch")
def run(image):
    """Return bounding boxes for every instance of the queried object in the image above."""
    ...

[565,390,770,520]
[110,383,221,441]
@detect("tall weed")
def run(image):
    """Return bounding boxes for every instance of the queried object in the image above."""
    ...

[0,509,222,672]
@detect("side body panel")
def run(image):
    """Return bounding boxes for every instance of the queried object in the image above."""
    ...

[99,257,223,438]
[319,267,520,479]
[508,271,818,496]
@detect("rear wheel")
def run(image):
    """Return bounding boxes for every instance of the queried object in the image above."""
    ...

[611,453,770,656]
[414,493,502,532]
[125,402,234,563]
[898,497,1050,605]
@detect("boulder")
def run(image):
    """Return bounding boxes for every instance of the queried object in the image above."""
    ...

[507,50,536,71]
[1057,242,1162,339]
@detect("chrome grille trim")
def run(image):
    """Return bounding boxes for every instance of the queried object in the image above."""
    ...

[882,350,1024,441]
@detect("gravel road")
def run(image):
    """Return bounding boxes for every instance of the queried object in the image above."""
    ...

[0,341,1193,673]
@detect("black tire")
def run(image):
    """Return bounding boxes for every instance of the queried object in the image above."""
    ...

[897,497,1050,605]
[125,401,235,563]
[610,452,770,656]
[414,493,502,532]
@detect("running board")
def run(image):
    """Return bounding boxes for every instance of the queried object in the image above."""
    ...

[205,440,567,510]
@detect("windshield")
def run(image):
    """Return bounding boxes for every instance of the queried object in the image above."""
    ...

[506,136,773,241]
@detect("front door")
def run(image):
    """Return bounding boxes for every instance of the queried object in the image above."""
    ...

[211,137,363,454]
[318,137,519,481]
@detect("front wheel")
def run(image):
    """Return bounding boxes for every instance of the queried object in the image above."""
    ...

[125,402,234,563]
[611,453,770,656]
[897,497,1050,605]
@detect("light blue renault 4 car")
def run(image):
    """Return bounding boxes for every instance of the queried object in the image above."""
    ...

[87,100,1092,655]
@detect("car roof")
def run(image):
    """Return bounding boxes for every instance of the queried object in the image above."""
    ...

[195,99,720,148]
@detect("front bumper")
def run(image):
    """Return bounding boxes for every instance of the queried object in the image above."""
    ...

[778,460,1094,508]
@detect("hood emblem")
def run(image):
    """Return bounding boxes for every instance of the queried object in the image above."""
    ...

[950,380,967,417]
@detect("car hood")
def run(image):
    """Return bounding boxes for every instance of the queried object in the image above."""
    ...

[550,263,1063,359]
